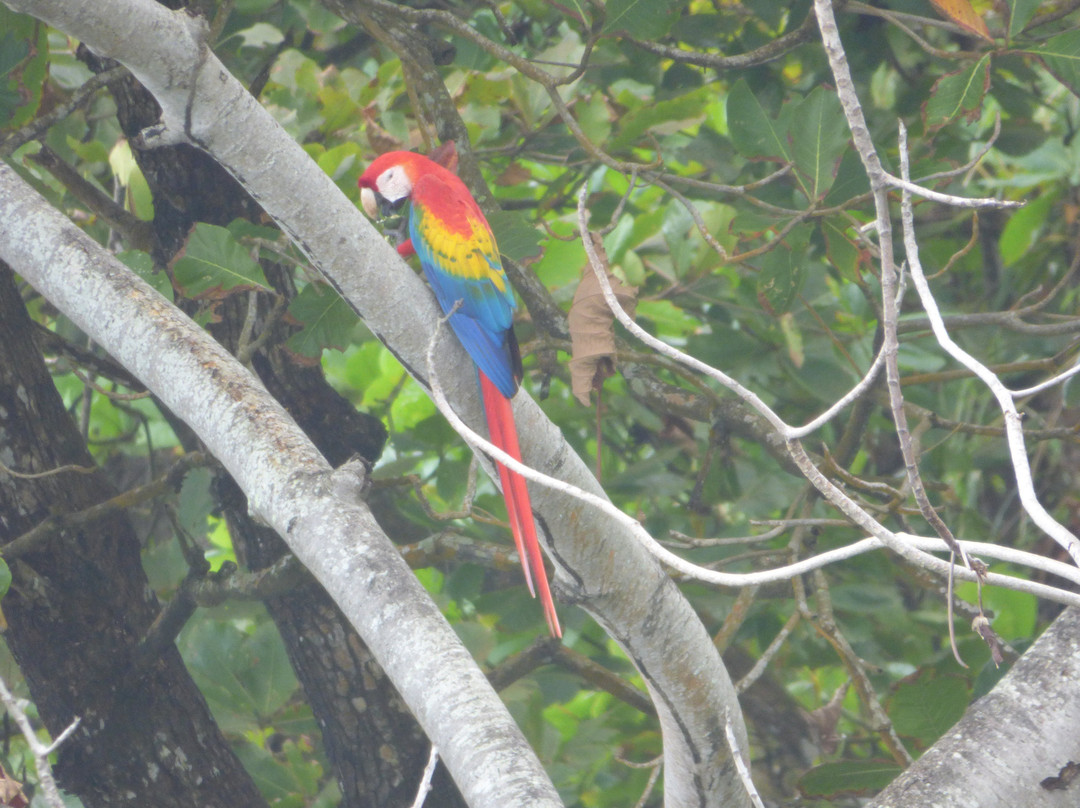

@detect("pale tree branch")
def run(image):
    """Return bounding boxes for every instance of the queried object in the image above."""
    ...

[895,121,1080,567]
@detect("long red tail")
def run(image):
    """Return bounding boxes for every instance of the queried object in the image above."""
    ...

[479,372,561,637]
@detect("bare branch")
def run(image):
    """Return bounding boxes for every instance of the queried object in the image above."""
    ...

[896,120,1080,567]
[0,673,78,808]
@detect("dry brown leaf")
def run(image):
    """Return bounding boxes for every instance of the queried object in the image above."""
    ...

[362,106,404,155]
[568,236,637,406]
[496,162,532,186]
[428,140,459,174]
[0,765,28,808]
[928,0,992,40]
[803,680,850,755]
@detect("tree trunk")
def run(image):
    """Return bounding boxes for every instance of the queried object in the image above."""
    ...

[0,262,267,808]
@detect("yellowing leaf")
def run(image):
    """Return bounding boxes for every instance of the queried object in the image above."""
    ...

[928,0,992,40]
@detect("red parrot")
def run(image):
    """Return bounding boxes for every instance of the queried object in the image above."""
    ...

[358,150,561,638]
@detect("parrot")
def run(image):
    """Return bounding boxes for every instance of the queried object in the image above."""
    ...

[358,150,561,638]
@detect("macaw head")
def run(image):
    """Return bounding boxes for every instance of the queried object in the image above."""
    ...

[358,151,426,220]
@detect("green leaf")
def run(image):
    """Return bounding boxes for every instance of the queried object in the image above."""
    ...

[602,0,680,38]
[669,13,731,49]
[1007,0,1042,39]
[923,55,991,130]
[285,283,360,358]
[823,147,871,206]
[577,92,613,144]
[1034,31,1080,98]
[778,311,803,367]
[178,466,214,540]
[726,79,791,162]
[610,89,709,151]
[0,9,47,129]
[956,570,1036,640]
[798,759,904,798]
[887,670,969,747]
[233,22,285,49]
[895,341,947,373]
[172,223,271,298]
[662,198,695,276]
[0,558,11,600]
[118,250,173,302]
[756,225,811,315]
[999,190,1054,266]
[790,86,848,199]
[487,209,544,263]
[636,299,702,337]
[822,220,862,280]
[181,619,299,733]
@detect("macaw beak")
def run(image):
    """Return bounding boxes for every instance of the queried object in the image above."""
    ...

[360,187,407,220]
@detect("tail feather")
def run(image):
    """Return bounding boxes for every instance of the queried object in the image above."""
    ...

[480,372,562,638]
[485,398,534,594]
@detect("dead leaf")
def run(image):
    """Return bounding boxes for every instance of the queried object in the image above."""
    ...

[428,140,459,174]
[804,680,850,755]
[568,235,637,406]
[362,106,403,155]
[496,162,532,186]
[0,765,29,808]
[928,0,992,40]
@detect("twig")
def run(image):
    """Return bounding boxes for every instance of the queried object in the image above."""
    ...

[0,674,78,808]
[0,458,96,480]
[575,184,886,441]
[896,121,1080,567]
[486,637,561,691]
[809,569,912,765]
[66,364,152,401]
[725,711,766,808]
[1009,362,1080,398]
[409,744,440,808]
[885,175,1021,209]
[0,65,127,158]
[618,754,663,808]
[713,586,758,653]
[666,524,787,548]
[3,452,208,560]
[735,611,800,694]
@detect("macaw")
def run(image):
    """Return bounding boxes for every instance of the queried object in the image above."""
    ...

[358,150,561,638]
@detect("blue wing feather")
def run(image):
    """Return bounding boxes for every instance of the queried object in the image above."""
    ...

[408,176,519,397]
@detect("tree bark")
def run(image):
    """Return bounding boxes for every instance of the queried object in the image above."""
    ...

[0,262,267,808]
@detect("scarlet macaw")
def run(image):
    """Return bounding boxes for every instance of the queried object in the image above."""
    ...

[358,150,561,637]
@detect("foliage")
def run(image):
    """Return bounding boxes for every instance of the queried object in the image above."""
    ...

[4,0,1080,805]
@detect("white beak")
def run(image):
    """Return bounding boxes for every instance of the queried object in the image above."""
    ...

[360,187,378,219]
